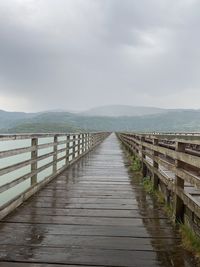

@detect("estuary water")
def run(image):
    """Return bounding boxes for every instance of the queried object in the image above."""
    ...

[0,136,72,207]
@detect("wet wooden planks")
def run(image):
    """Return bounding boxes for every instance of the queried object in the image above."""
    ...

[0,134,197,267]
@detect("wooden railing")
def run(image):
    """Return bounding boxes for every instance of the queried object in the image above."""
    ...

[117,132,200,226]
[0,132,110,219]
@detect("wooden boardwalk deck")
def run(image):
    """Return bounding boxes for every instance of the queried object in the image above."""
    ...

[0,134,197,267]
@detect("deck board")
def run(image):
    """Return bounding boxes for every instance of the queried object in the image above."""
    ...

[0,134,196,267]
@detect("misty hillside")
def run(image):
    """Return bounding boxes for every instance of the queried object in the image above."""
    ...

[79,105,168,117]
[0,110,37,129]
[0,107,200,133]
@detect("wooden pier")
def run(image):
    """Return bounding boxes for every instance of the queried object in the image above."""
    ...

[0,133,199,266]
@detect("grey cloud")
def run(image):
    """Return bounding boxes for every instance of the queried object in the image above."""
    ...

[0,0,199,111]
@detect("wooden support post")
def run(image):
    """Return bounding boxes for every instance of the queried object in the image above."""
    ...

[72,134,76,159]
[153,138,159,190]
[95,134,98,146]
[82,134,85,153]
[85,134,88,151]
[174,141,185,222]
[85,133,87,152]
[31,138,38,186]
[85,134,89,151]
[90,134,94,148]
[66,135,70,164]
[142,164,147,177]
[77,134,81,156]
[53,135,58,173]
[141,136,147,178]
[130,143,134,155]
[80,134,83,154]
[88,133,91,150]
[83,134,86,152]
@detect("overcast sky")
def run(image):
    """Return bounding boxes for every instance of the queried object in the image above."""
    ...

[0,0,200,112]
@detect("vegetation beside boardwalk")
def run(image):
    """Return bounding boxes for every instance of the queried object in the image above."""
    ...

[180,223,200,260]
[143,176,200,260]
[128,153,200,261]
[129,154,142,172]
[142,176,174,216]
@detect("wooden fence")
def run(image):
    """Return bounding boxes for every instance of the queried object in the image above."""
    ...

[117,132,200,227]
[0,132,110,220]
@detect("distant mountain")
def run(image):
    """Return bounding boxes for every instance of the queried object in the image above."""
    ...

[79,105,168,117]
[5,122,81,133]
[0,109,37,129]
[40,109,79,114]
[0,111,80,133]
[0,106,200,133]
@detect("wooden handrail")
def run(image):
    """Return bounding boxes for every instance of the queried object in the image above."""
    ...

[0,132,110,220]
[117,132,200,222]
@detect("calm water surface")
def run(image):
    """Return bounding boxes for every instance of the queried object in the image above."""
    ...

[0,136,76,206]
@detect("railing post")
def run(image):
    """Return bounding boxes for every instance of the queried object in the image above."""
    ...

[83,134,86,152]
[141,136,147,177]
[152,138,159,189]
[81,134,84,153]
[72,134,76,159]
[174,141,185,222]
[80,134,83,154]
[89,133,91,149]
[53,135,58,173]
[134,135,138,154]
[31,137,38,186]
[77,134,81,156]
[66,135,70,164]
[88,134,91,149]
[86,133,89,151]
[91,134,94,148]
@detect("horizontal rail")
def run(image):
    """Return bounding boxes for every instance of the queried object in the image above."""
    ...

[117,132,200,222]
[0,138,88,159]
[0,132,110,220]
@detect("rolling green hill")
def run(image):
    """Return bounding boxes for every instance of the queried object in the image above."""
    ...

[0,110,37,129]
[0,106,200,133]
[79,105,167,117]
